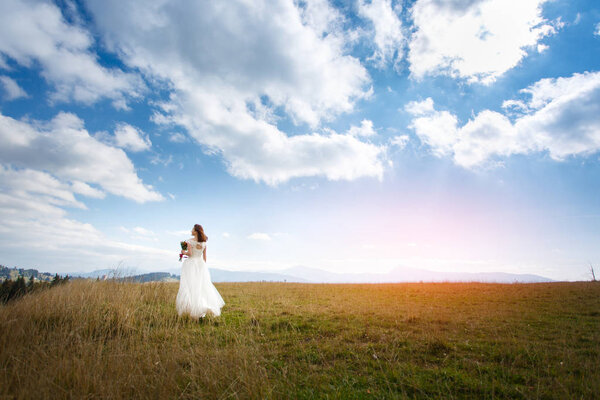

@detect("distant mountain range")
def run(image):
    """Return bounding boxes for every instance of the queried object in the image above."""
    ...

[67,265,554,283]
[270,266,554,283]
[3,263,554,284]
[67,268,308,283]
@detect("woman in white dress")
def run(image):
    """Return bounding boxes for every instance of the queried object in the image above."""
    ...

[176,224,225,319]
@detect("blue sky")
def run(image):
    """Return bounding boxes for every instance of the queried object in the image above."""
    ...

[0,0,599,280]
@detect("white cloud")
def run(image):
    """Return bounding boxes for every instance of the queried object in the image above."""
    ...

[0,165,87,210]
[290,182,319,191]
[405,98,459,156]
[406,71,600,167]
[150,153,173,167]
[71,181,105,199]
[408,0,559,84]
[0,76,27,100]
[0,168,171,272]
[501,99,529,114]
[168,132,187,143]
[132,227,155,236]
[347,119,376,137]
[390,135,409,149]
[84,0,385,185]
[595,23,600,36]
[167,230,192,237]
[222,232,230,238]
[119,226,158,242]
[113,123,152,152]
[248,233,272,241]
[404,97,434,115]
[0,0,144,107]
[0,111,163,202]
[357,0,404,69]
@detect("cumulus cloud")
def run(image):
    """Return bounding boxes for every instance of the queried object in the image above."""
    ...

[0,0,144,108]
[406,98,459,157]
[347,119,376,137]
[357,0,404,69]
[0,110,166,270]
[595,23,600,36]
[501,99,529,114]
[113,123,152,152]
[408,0,560,84]
[0,76,27,100]
[0,203,173,272]
[0,112,163,202]
[0,167,171,272]
[389,135,410,149]
[71,181,105,199]
[404,97,434,115]
[84,0,384,185]
[406,71,600,167]
[248,233,272,241]
[0,165,88,210]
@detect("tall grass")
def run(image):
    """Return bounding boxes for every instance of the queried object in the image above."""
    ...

[1,279,598,399]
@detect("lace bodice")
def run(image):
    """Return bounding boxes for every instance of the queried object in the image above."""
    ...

[186,238,206,258]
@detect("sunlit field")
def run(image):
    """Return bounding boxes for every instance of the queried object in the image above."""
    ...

[1,279,599,399]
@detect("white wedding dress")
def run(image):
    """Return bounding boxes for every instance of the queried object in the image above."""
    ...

[176,238,225,318]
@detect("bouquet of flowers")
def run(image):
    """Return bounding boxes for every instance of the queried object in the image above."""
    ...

[179,241,188,262]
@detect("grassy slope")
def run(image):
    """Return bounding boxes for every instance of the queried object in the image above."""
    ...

[0,280,598,399]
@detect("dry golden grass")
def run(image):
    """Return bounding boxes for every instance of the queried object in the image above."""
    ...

[1,279,599,399]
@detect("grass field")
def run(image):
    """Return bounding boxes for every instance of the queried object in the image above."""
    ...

[1,279,599,399]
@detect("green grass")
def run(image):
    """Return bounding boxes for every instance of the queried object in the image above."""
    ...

[1,280,599,399]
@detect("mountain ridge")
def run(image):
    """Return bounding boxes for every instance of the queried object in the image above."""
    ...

[66,265,554,283]
[272,265,554,283]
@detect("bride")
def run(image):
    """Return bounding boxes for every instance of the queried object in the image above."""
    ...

[176,224,225,319]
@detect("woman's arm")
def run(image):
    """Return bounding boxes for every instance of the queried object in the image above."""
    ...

[203,247,207,262]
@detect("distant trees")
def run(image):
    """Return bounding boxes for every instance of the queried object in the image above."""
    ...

[0,280,11,303]
[11,276,27,299]
[51,273,60,286]
[0,265,11,280]
[0,274,70,304]
[0,265,59,282]
[0,276,26,303]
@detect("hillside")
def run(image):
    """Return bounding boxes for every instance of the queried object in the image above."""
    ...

[1,280,598,398]
[69,268,309,283]
[0,265,67,282]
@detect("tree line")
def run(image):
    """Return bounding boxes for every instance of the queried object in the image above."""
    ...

[0,274,70,304]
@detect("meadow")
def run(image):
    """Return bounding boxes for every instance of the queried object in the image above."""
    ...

[0,279,598,399]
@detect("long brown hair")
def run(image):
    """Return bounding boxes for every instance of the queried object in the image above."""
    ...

[193,224,208,242]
